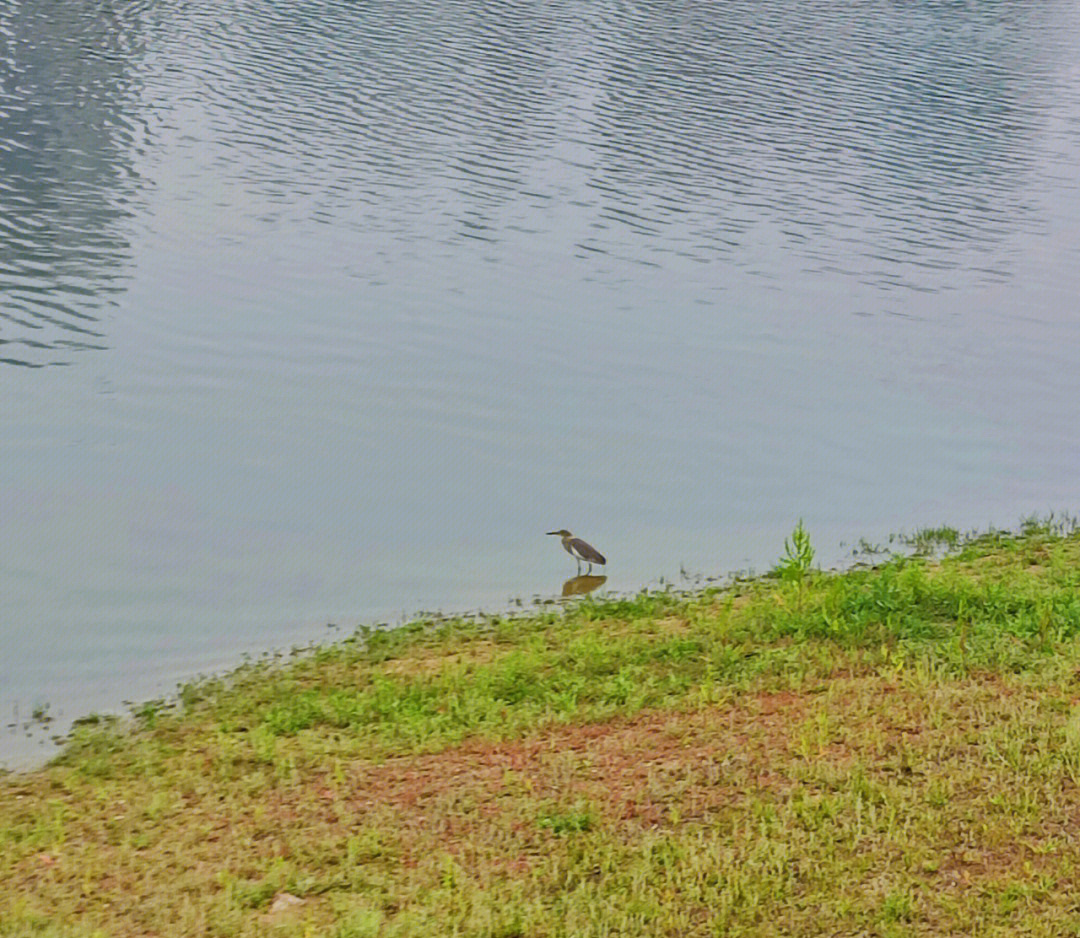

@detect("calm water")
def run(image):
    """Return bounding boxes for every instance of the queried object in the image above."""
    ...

[3,0,1080,766]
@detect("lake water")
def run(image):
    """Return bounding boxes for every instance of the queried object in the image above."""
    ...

[3,0,1080,767]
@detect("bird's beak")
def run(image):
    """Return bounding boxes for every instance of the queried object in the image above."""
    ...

[545,531,559,536]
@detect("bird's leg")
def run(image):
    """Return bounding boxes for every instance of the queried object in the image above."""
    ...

[576,558,582,574]
[586,562,592,574]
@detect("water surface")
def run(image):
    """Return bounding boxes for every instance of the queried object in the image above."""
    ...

[4,0,1080,765]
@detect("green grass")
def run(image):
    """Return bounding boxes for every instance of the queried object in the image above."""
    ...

[5,521,1080,936]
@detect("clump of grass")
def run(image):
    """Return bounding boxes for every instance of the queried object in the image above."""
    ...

[903,524,962,555]
[6,522,1080,936]
[537,802,595,834]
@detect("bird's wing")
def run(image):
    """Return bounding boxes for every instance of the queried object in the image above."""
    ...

[569,538,606,565]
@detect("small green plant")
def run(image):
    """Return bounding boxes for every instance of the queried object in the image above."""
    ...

[538,804,595,834]
[881,888,914,923]
[775,519,816,611]
[1062,706,1080,781]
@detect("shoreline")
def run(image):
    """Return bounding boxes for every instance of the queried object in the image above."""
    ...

[5,519,1080,935]
[0,522,977,773]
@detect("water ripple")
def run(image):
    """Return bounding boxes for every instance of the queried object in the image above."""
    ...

[0,0,151,367]
[3,0,1080,369]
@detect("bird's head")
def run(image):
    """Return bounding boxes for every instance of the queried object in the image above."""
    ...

[546,529,573,537]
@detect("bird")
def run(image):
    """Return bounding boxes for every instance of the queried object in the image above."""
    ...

[547,529,606,574]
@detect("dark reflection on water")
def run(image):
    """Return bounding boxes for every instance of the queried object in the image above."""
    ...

[0,0,148,367]
[562,575,607,598]
[3,0,1080,766]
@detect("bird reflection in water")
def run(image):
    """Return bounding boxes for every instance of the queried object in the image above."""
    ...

[561,574,607,597]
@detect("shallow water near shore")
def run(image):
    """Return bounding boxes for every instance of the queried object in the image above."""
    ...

[6,529,1080,935]
[4,0,1080,766]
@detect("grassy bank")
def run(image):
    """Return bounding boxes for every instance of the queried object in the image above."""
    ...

[6,522,1080,936]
